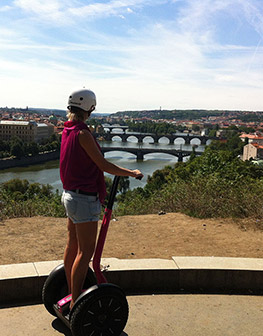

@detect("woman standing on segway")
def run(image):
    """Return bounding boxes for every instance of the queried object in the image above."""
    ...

[60,88,143,310]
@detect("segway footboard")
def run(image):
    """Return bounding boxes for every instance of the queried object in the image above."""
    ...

[42,263,96,317]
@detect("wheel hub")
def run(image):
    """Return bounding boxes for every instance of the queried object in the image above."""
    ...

[98,313,107,324]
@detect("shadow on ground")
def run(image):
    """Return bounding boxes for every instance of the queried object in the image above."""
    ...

[52,318,128,335]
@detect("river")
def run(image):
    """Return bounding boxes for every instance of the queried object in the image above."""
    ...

[0,133,208,192]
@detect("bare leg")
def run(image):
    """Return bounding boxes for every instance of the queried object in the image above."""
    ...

[70,221,98,309]
[63,218,78,294]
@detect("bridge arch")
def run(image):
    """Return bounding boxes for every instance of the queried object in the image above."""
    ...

[111,135,123,142]
[103,149,137,159]
[103,127,110,133]
[102,124,128,133]
[144,152,178,161]
[158,136,170,144]
[190,138,201,145]
[143,136,155,143]
[174,137,185,145]
[126,135,139,143]
[111,127,125,133]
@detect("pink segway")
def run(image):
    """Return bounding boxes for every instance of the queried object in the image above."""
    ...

[42,176,130,336]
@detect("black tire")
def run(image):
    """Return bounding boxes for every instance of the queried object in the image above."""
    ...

[42,263,97,316]
[70,284,129,336]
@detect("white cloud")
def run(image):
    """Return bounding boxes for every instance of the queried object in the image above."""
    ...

[67,0,150,19]
[13,0,70,23]
[178,0,263,40]
[14,0,62,12]
[1,0,263,111]
[1,19,263,112]
[12,0,163,24]
[239,0,263,37]
[0,5,12,12]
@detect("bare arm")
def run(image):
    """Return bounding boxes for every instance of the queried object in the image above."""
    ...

[79,130,143,178]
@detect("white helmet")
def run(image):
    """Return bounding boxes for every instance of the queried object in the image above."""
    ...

[68,89,96,112]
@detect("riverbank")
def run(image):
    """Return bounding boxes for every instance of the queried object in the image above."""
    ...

[0,150,60,170]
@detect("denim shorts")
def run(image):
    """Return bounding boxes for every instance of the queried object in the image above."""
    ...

[61,190,101,224]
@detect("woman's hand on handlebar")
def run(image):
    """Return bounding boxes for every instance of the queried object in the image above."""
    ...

[131,169,144,179]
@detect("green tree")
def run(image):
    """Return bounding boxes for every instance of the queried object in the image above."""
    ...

[145,166,174,195]
[226,134,244,154]
[192,125,200,132]
[26,142,39,156]
[0,140,10,152]
[40,184,53,198]
[27,183,41,197]
[118,176,130,194]
[208,129,217,137]
[2,179,29,195]
[10,142,24,159]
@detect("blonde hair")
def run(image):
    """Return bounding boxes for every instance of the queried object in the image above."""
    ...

[66,106,86,122]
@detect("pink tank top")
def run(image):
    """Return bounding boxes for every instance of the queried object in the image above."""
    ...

[60,121,106,203]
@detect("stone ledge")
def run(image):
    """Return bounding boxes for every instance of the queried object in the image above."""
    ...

[0,263,37,280]
[1,257,263,305]
[101,257,177,270]
[34,260,63,277]
[172,256,263,270]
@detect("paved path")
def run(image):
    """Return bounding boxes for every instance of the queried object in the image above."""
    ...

[1,294,263,336]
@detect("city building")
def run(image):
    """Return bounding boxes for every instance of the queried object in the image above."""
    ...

[0,120,54,143]
[241,133,263,161]
[243,143,263,161]
[240,132,263,144]
[35,123,54,142]
[0,120,37,142]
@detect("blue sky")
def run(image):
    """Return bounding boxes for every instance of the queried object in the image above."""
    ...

[0,0,263,113]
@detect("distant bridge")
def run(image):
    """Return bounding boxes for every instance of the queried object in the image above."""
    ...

[95,132,215,145]
[102,125,129,132]
[100,146,203,162]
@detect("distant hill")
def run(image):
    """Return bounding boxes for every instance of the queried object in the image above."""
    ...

[0,107,111,118]
[92,113,111,117]
[30,109,110,117]
[111,109,263,121]
[29,108,66,117]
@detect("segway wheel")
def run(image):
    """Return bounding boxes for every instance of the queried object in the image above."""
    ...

[42,263,96,316]
[70,284,129,336]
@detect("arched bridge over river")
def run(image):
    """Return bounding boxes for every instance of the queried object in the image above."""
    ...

[96,128,218,146]
[101,146,203,162]
[97,132,212,145]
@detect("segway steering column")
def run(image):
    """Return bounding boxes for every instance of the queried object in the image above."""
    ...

[93,175,120,284]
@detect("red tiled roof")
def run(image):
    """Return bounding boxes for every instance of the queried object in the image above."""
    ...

[251,143,263,149]
[240,133,263,140]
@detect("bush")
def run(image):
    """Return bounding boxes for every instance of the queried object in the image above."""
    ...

[0,179,65,220]
[115,175,263,220]
[0,176,130,220]
[115,145,263,223]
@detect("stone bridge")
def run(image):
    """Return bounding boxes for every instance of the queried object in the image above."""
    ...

[102,125,129,132]
[95,132,216,145]
[100,146,203,162]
